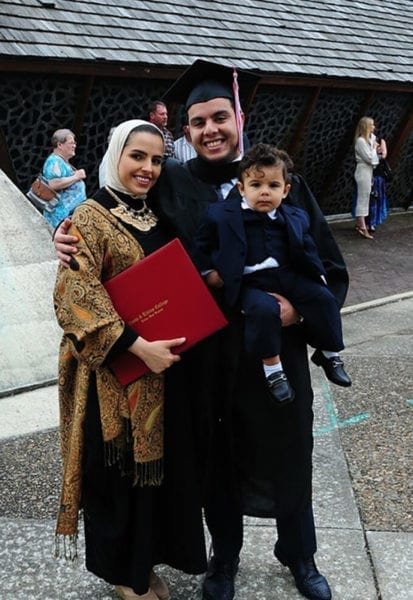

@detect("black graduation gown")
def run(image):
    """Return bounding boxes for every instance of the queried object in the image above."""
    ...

[151,157,349,521]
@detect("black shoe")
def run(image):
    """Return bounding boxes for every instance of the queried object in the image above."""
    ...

[202,556,239,600]
[274,543,332,600]
[267,370,295,405]
[311,350,351,387]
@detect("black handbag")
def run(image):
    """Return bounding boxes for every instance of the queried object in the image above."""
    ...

[374,159,393,182]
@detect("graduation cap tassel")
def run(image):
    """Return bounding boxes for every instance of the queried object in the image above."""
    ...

[232,68,244,156]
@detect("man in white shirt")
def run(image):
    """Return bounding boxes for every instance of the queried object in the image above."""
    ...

[174,117,197,162]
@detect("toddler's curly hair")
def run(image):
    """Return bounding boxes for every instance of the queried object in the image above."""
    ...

[238,143,294,183]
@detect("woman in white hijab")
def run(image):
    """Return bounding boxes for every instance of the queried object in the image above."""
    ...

[53,120,207,599]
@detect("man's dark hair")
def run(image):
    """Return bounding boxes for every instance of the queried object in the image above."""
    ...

[148,100,166,114]
[238,143,294,183]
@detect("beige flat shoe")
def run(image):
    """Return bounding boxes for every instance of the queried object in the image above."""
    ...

[115,585,159,600]
[355,226,374,239]
[150,570,170,600]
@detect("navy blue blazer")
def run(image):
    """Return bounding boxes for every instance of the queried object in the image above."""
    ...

[192,198,327,306]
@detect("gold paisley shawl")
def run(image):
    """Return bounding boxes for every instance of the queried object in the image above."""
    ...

[54,199,164,547]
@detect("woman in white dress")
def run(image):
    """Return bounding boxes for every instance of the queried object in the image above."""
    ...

[353,116,379,239]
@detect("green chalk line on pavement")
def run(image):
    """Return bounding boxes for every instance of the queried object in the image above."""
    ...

[314,379,369,437]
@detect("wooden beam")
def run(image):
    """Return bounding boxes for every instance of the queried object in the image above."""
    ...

[72,75,94,140]
[286,87,321,160]
[0,58,182,82]
[387,98,413,167]
[0,127,16,183]
[260,76,413,94]
[0,57,412,94]
[318,90,376,202]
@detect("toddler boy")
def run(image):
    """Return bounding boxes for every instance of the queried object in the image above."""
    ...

[192,143,351,404]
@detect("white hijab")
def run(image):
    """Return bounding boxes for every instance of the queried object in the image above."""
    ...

[105,119,164,196]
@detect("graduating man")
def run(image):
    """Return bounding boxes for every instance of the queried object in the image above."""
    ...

[53,60,348,600]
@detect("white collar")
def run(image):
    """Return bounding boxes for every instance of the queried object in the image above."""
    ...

[241,197,277,220]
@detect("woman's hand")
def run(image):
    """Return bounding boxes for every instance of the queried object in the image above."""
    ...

[128,336,186,373]
[379,139,387,159]
[268,293,299,326]
[54,218,79,267]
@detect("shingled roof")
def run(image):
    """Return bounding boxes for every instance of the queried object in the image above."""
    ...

[1,0,413,85]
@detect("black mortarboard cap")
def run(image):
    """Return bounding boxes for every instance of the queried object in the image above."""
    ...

[162,59,260,110]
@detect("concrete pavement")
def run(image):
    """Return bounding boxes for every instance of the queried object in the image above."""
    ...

[1,294,412,599]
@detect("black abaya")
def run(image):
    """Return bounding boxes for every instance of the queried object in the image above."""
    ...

[80,188,207,594]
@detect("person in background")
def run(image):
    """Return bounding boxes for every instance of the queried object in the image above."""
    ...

[367,130,388,234]
[52,60,349,600]
[41,128,87,228]
[148,100,175,158]
[192,143,351,406]
[174,114,197,162]
[54,120,206,600]
[98,126,116,187]
[353,116,379,239]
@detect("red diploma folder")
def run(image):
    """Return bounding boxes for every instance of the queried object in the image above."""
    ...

[104,238,228,386]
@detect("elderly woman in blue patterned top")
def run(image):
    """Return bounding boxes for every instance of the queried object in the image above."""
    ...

[353,116,379,239]
[42,128,87,228]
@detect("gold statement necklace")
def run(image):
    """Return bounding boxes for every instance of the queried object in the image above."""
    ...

[106,186,158,232]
